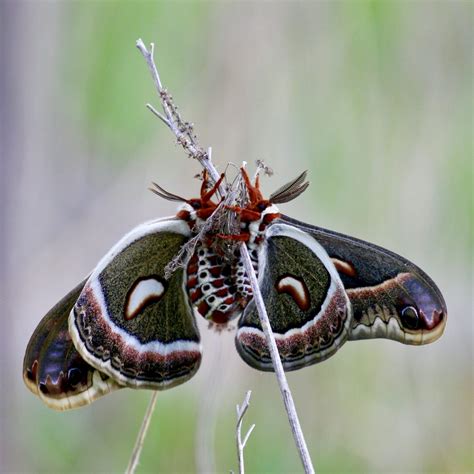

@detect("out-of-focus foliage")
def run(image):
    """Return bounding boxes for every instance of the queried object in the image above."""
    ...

[63,2,211,160]
[2,1,472,473]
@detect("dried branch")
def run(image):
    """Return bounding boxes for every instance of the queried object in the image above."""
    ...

[135,38,315,474]
[136,39,223,195]
[240,245,314,472]
[125,391,159,474]
[235,390,256,474]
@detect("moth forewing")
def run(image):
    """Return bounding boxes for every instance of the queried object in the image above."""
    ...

[279,215,447,346]
[68,217,203,390]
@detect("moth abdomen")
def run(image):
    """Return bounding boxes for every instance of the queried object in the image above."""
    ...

[186,242,257,325]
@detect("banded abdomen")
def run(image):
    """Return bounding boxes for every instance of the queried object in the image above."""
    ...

[186,243,258,325]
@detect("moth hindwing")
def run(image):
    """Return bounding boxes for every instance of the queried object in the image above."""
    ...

[23,280,121,411]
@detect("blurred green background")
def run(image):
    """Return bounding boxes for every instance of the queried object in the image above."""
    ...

[1,1,472,473]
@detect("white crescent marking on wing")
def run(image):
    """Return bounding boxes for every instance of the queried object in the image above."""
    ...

[126,278,165,320]
[276,276,309,309]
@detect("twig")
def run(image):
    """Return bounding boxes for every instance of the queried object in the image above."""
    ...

[240,245,315,473]
[125,391,159,474]
[136,39,223,193]
[136,38,315,474]
[235,390,256,474]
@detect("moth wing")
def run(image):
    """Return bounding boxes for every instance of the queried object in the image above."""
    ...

[23,280,121,411]
[279,215,447,345]
[236,222,352,371]
[69,217,202,390]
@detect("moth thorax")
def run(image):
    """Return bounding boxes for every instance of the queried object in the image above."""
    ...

[248,204,280,247]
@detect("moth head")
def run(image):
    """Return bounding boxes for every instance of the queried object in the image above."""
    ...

[176,199,207,219]
[186,198,203,210]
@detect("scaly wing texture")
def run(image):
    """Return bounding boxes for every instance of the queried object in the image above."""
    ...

[280,215,447,345]
[236,223,351,371]
[23,280,121,410]
[69,218,202,390]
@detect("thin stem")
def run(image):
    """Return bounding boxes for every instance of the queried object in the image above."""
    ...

[240,244,315,474]
[125,391,159,474]
[236,391,255,474]
[146,103,171,128]
[136,39,222,190]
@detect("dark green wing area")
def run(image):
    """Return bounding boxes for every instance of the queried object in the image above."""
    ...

[69,218,202,390]
[279,215,447,345]
[236,223,351,371]
[23,280,121,410]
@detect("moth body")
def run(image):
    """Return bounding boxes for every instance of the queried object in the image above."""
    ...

[184,200,281,325]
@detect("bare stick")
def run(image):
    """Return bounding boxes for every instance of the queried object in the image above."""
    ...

[236,390,256,474]
[240,245,315,473]
[136,39,223,192]
[136,38,315,474]
[125,391,159,474]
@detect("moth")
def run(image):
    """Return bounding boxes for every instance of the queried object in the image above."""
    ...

[23,169,447,410]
